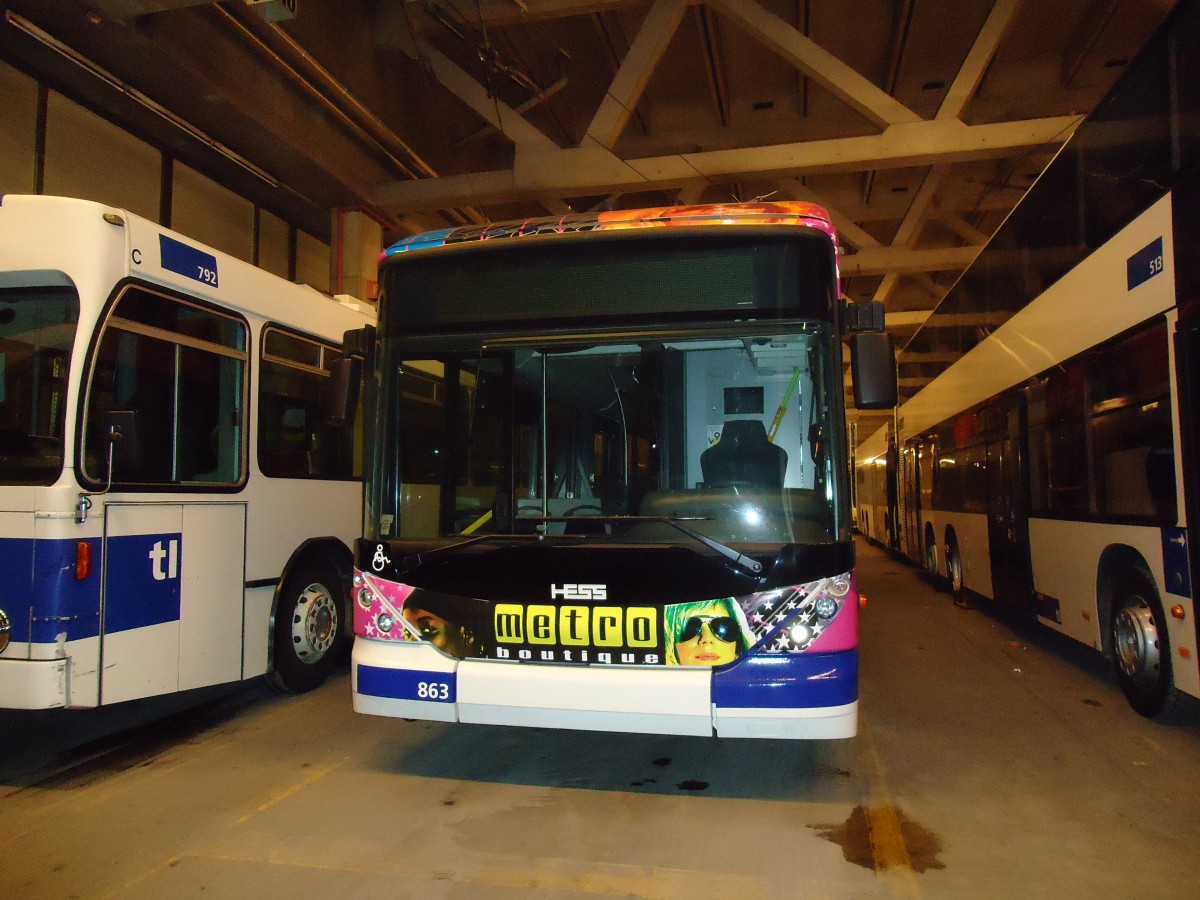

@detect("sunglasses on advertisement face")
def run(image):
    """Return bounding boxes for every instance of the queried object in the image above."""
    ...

[679,615,740,643]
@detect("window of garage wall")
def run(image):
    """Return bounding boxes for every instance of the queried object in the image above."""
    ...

[172,162,254,262]
[295,229,330,293]
[258,208,290,280]
[43,91,160,221]
[0,61,37,194]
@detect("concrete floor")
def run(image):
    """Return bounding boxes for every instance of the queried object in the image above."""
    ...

[2,537,1199,899]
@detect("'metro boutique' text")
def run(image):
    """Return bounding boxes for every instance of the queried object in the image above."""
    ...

[491,603,664,665]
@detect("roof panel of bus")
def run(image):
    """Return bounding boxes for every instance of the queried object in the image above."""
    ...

[382,202,837,260]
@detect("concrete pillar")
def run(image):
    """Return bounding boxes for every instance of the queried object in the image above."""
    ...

[331,208,383,304]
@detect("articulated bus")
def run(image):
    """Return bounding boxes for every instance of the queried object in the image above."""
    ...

[0,195,373,709]
[856,0,1200,720]
[343,201,895,739]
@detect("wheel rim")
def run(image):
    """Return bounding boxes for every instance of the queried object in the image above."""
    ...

[1114,598,1161,687]
[925,541,937,575]
[291,583,338,664]
[948,546,963,594]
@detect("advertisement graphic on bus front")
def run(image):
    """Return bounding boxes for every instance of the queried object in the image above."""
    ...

[353,569,856,665]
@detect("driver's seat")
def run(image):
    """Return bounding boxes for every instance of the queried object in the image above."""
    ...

[700,419,787,490]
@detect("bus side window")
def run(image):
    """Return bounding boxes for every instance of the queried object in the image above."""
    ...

[259,326,359,481]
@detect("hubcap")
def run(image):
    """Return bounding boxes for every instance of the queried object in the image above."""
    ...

[1114,599,1161,686]
[291,584,338,663]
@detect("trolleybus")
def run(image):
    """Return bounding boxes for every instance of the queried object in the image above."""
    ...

[0,194,373,708]
[344,201,895,739]
[856,0,1200,720]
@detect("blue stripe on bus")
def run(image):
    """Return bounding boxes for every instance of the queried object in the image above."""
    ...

[1162,526,1192,599]
[711,649,858,709]
[357,664,456,702]
[0,534,186,644]
[0,536,102,643]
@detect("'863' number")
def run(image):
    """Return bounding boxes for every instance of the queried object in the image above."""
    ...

[417,681,450,700]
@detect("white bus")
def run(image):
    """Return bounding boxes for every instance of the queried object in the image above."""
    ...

[0,194,374,709]
[856,0,1200,720]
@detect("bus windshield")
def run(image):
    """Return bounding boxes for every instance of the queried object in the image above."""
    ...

[0,285,77,485]
[377,327,845,552]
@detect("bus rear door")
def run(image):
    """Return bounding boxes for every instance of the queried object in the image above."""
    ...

[987,397,1034,610]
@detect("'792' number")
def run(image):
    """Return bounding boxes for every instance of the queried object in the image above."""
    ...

[416,681,451,701]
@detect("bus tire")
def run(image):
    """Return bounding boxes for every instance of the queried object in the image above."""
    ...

[1111,571,1179,720]
[946,533,969,607]
[266,557,346,694]
[923,525,942,587]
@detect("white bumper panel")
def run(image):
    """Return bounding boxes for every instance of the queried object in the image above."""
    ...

[0,657,68,709]
[714,701,857,739]
[352,639,458,721]
[456,658,713,736]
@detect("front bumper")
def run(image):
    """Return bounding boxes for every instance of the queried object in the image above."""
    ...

[352,638,857,739]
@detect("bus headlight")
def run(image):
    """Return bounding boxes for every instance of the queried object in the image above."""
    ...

[788,622,812,645]
[0,608,10,653]
[356,584,374,609]
[376,613,395,634]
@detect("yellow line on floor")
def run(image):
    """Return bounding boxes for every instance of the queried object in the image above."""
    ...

[98,758,346,899]
[859,717,922,898]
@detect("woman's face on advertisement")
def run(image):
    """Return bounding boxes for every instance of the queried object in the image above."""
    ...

[675,605,741,666]
[404,607,473,657]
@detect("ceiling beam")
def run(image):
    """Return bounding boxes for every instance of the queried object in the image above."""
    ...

[707,0,920,129]
[407,0,650,30]
[934,207,990,246]
[887,310,931,328]
[937,0,1024,120]
[865,0,1022,302]
[893,310,1010,328]
[802,186,1024,223]
[843,245,980,277]
[898,351,963,364]
[89,0,213,16]
[586,0,689,148]
[398,36,558,151]
[909,272,948,299]
[376,115,1080,211]
[871,163,949,303]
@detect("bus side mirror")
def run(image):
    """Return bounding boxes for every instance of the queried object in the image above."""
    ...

[325,357,362,427]
[325,325,375,427]
[849,331,897,410]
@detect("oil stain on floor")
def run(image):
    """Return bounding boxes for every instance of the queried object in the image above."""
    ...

[810,805,945,873]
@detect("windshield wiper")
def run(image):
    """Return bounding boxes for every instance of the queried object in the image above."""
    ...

[390,516,764,579]
[389,532,541,573]
[533,515,764,576]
